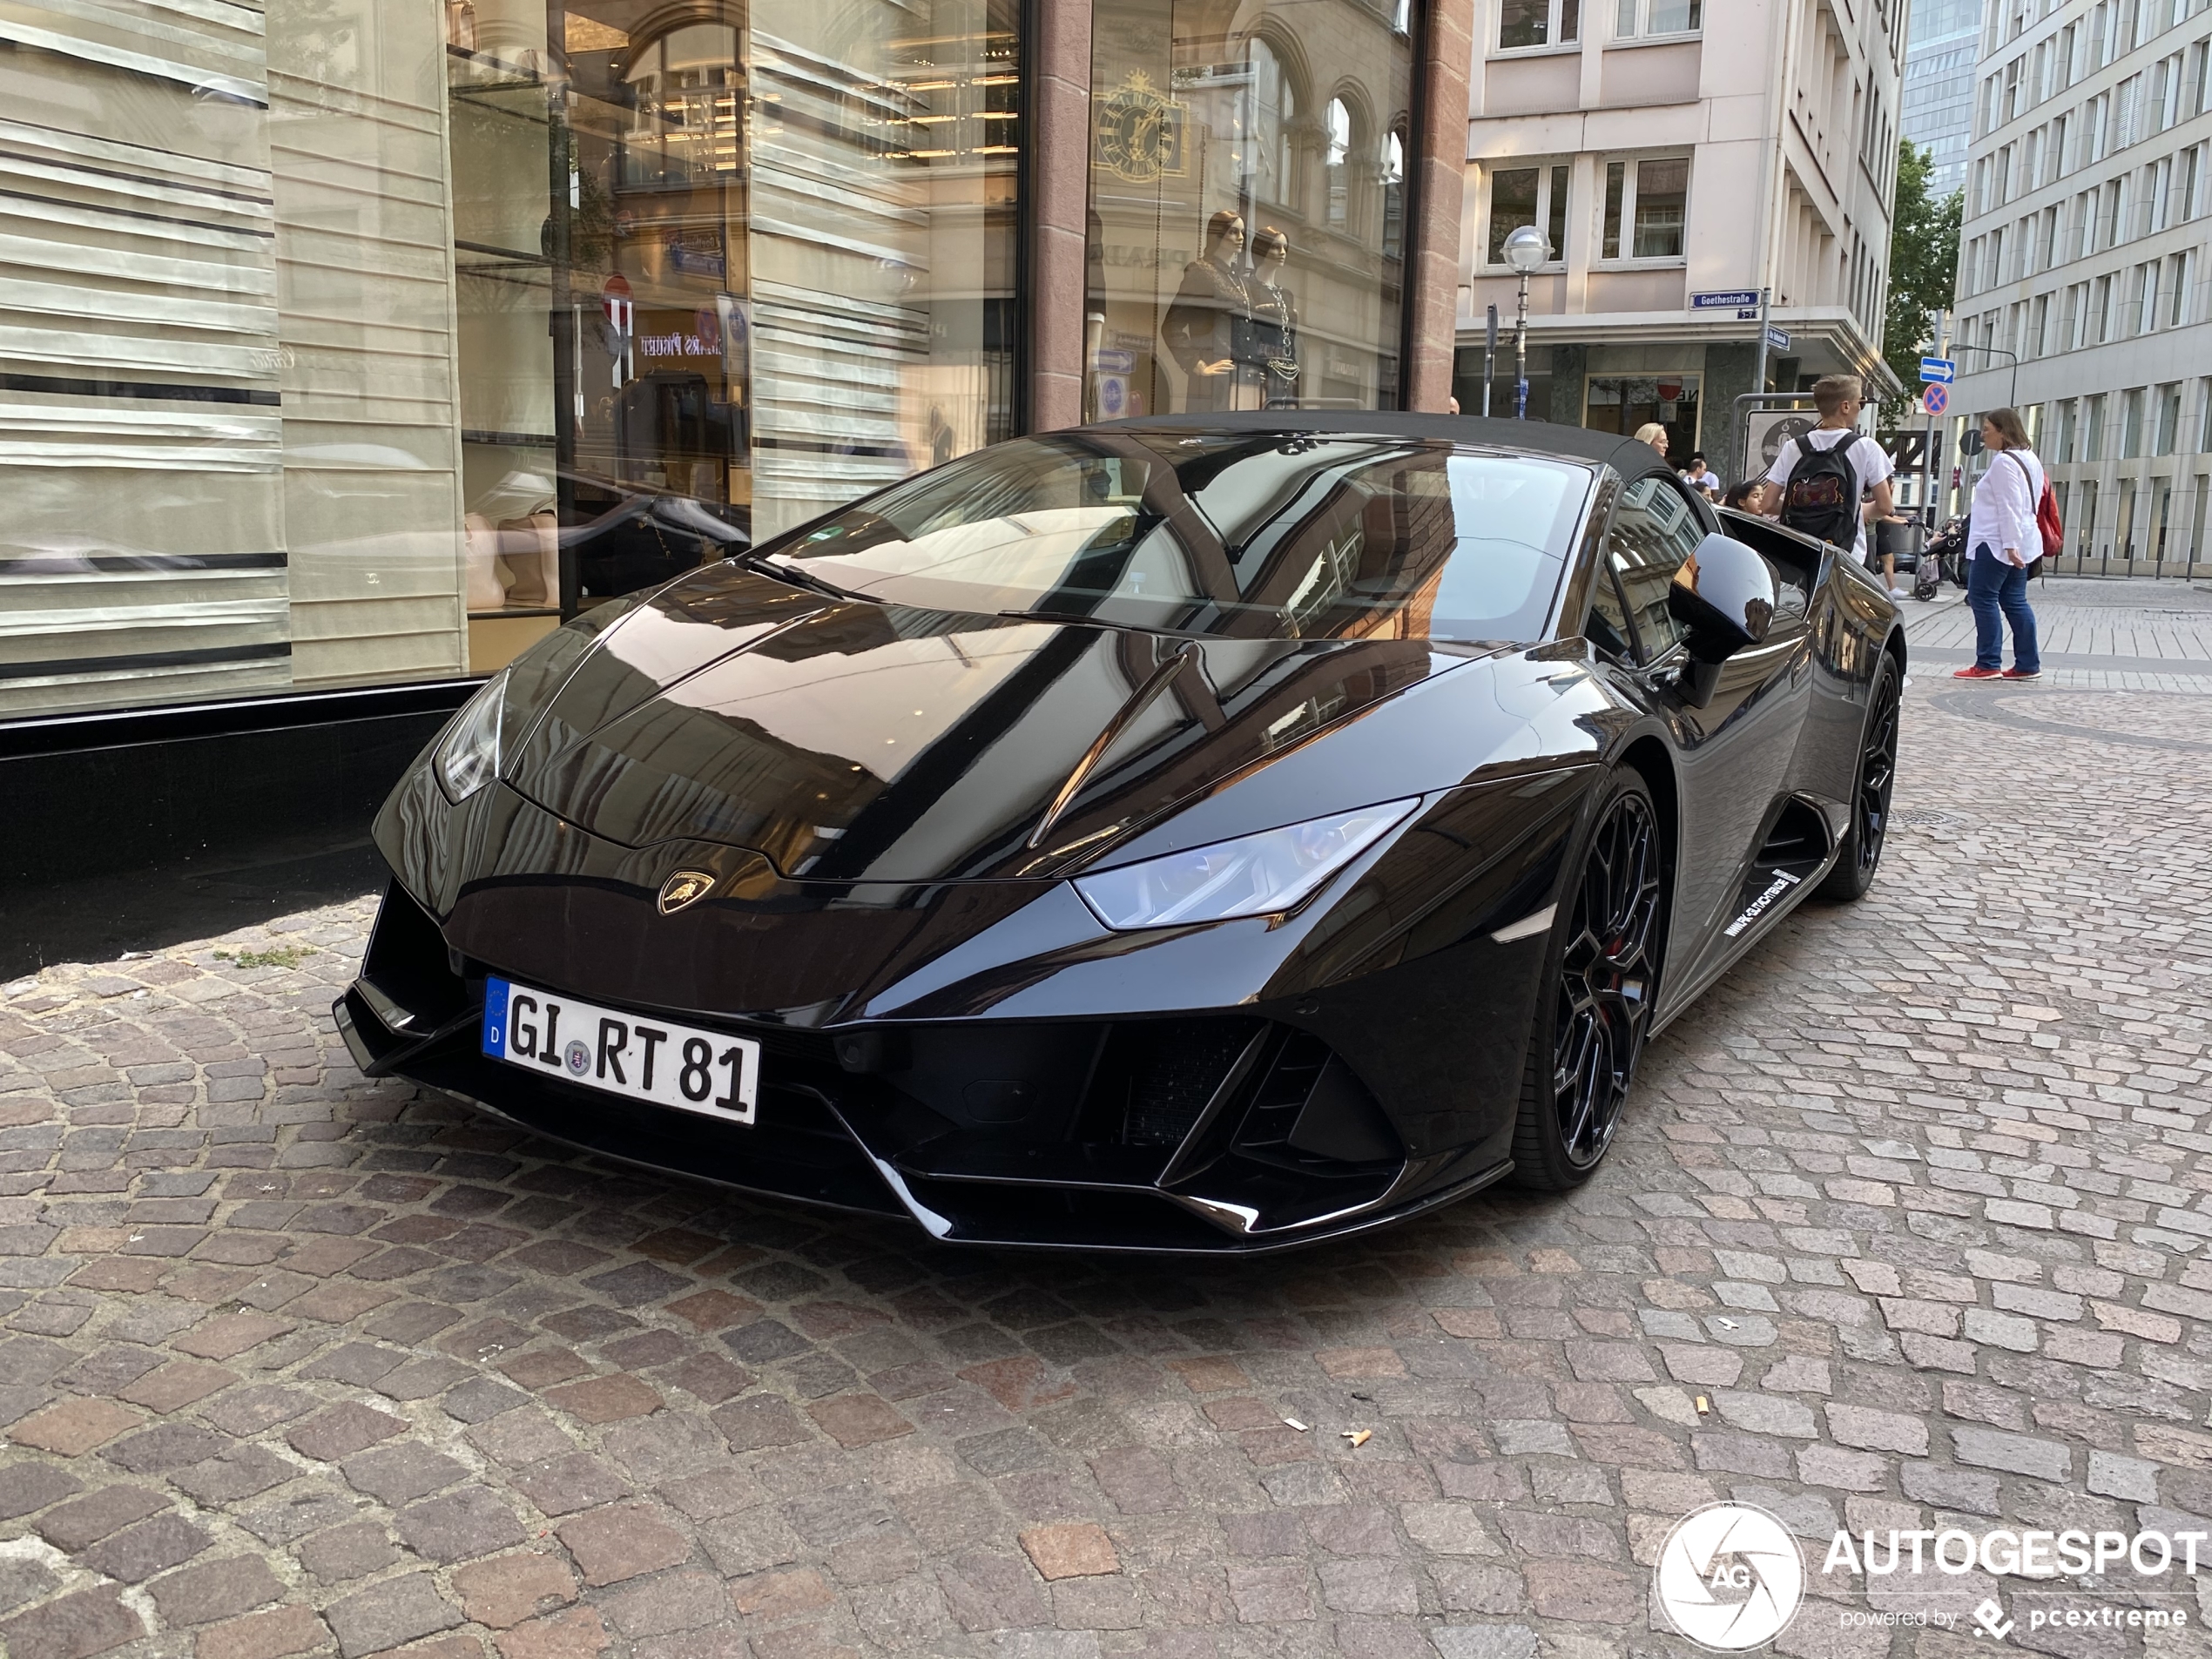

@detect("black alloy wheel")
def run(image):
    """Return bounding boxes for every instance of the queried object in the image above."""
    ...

[1816,654,1901,902]
[1510,772,1667,1190]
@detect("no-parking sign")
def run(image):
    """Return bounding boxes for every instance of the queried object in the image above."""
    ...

[1922,382,1949,416]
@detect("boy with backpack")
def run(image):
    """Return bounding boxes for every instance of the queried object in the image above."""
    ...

[1754,375,1905,598]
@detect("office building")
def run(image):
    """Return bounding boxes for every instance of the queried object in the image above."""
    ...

[1906,0,1987,195]
[1949,0,2212,568]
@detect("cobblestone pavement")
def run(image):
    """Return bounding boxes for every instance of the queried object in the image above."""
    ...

[5,590,2212,1659]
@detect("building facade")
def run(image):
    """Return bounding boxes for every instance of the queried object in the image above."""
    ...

[1905,0,1986,196]
[0,0,1470,732]
[1948,0,2212,570]
[1455,0,1906,477]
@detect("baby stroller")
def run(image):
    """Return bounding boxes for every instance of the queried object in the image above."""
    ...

[1912,515,1967,601]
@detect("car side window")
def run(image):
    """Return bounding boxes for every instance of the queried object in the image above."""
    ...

[1606,475,1706,661]
[1584,556,1635,659]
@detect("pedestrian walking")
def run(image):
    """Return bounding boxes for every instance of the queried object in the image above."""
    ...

[1679,451,1720,499]
[1752,374,1905,598]
[1951,407,2044,683]
[1634,421,1670,462]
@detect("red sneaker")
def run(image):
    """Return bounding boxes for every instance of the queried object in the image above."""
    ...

[2000,668,2040,681]
[1952,665,2002,680]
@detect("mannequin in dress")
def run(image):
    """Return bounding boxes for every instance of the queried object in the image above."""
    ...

[1162,211,1259,413]
[1245,226,1300,408]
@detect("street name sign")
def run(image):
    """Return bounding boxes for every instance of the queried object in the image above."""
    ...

[1919,357,1955,382]
[1764,325,1791,351]
[1691,290,1760,309]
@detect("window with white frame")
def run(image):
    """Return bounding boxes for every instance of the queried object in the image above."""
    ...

[1615,0,1700,31]
[2155,382,2183,453]
[1487,162,1570,264]
[2186,143,2206,218]
[2169,250,2194,324]
[1325,98,1353,229]
[2130,260,2158,333]
[2148,156,2173,232]
[1599,157,1688,259]
[2154,51,2185,129]
[1500,0,1580,48]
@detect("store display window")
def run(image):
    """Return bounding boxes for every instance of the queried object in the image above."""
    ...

[1083,0,1416,423]
[1585,374,1701,461]
[0,0,1021,715]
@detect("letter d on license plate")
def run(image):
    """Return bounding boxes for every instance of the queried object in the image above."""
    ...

[482,977,759,1124]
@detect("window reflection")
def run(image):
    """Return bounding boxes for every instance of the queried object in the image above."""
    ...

[450,0,1021,666]
[1085,0,1415,421]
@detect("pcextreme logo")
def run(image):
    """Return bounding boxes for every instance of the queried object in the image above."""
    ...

[1655,1504,1807,1650]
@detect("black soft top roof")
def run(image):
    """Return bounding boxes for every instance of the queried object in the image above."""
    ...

[1082,410,1671,478]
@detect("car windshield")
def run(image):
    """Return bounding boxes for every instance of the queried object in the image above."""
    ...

[768,429,1593,643]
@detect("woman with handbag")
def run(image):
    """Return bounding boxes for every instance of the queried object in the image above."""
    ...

[1952,407,2045,683]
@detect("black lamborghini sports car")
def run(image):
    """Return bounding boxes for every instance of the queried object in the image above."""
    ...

[339,412,1903,1252]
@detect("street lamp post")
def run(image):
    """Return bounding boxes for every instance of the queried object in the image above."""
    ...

[1502,226,1548,421]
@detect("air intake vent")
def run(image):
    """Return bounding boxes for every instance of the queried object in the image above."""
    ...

[1113,1019,1262,1146]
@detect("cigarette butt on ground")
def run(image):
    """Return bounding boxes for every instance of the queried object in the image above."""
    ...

[1343,1429,1372,1447]
[1695,1395,1710,1415]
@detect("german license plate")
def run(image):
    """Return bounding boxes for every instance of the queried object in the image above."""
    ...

[482,977,759,1125]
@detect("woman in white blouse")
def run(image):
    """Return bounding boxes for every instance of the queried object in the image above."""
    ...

[1952,407,2044,682]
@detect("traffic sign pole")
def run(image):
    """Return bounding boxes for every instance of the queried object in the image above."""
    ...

[1921,311,1946,527]
[1751,287,1771,401]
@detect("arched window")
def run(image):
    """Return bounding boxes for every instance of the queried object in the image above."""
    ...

[1381,128,1406,259]
[1247,39,1297,206]
[1325,98,1353,228]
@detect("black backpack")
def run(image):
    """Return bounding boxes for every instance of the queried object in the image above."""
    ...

[1779,433,1860,550]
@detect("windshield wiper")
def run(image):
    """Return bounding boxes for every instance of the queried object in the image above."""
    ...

[743,554,857,601]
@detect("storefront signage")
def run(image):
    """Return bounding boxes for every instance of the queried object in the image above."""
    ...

[1095,71,1188,183]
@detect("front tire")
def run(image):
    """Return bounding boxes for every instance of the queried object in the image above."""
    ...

[1816,653,1901,902]
[1509,771,1668,1191]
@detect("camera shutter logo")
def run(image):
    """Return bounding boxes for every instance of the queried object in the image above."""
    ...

[1654,1503,1805,1651]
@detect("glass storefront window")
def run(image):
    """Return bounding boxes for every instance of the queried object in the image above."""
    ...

[1085,0,1416,421]
[2,0,1020,718]
[1585,374,1702,460]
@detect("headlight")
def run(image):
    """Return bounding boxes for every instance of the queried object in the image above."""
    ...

[435,671,508,802]
[1073,799,1420,931]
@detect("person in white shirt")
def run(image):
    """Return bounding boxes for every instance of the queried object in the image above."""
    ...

[1752,375,1905,597]
[1952,407,2044,682]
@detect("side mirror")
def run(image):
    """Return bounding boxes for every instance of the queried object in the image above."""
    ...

[1666,534,1777,706]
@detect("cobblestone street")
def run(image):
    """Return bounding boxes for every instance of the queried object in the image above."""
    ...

[5,581,2212,1659]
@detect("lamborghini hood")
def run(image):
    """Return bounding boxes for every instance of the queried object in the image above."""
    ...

[498,563,1480,883]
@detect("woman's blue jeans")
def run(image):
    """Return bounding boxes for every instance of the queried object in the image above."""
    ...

[1968,548,2040,672]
